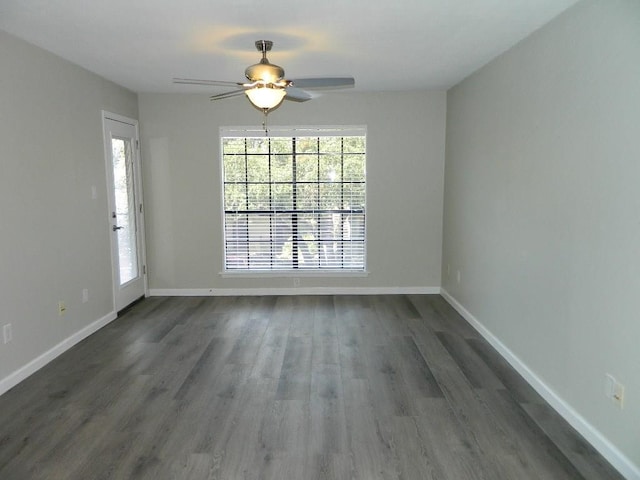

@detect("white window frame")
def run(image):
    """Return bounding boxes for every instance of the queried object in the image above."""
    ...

[219,125,367,276]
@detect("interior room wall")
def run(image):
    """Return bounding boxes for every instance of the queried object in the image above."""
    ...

[138,90,446,294]
[0,31,138,393]
[442,0,640,476]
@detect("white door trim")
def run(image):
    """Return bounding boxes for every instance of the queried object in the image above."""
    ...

[102,110,147,311]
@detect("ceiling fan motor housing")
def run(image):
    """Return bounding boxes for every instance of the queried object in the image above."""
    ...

[245,61,285,84]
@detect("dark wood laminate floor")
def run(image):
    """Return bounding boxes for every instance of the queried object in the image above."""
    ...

[0,295,625,480]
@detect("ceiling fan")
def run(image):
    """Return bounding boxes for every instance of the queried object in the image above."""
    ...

[173,40,355,112]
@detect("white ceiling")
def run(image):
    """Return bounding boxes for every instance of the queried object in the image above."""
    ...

[0,0,580,94]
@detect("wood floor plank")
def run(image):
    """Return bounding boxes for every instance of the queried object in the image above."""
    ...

[413,397,490,480]
[305,453,352,480]
[409,294,480,338]
[414,325,542,480]
[466,336,545,404]
[366,343,416,417]
[0,295,625,480]
[368,295,413,337]
[275,335,313,401]
[173,336,234,401]
[342,378,399,480]
[212,378,274,480]
[478,388,586,479]
[389,415,446,479]
[522,402,627,480]
[170,453,217,480]
[389,335,444,398]
[249,328,288,380]
[190,365,260,454]
[436,331,505,390]
[260,399,308,454]
[309,366,348,454]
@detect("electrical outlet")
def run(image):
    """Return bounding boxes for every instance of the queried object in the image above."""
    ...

[613,382,625,409]
[293,277,300,287]
[82,289,89,303]
[605,374,625,409]
[58,301,67,315]
[3,324,12,344]
[456,270,461,284]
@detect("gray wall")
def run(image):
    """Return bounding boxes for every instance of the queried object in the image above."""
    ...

[3,1,636,474]
[0,31,138,387]
[443,0,640,473]
[138,91,446,293]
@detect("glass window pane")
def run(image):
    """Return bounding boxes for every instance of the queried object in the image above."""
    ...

[319,155,342,182]
[273,214,292,262]
[247,155,269,182]
[247,184,270,210]
[296,154,318,182]
[319,184,341,210]
[272,184,292,210]
[349,213,366,240]
[296,184,318,211]
[224,155,245,182]
[298,240,319,268]
[296,137,318,153]
[225,213,248,241]
[112,137,138,285]
[223,138,246,154]
[270,138,292,154]
[343,154,365,181]
[318,213,338,240]
[319,137,342,153]
[248,240,271,268]
[224,184,246,211]
[248,214,271,242]
[343,184,365,210]
[246,137,269,154]
[271,155,293,182]
[343,136,365,153]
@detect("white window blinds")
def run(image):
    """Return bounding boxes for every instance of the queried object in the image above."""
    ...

[221,127,366,271]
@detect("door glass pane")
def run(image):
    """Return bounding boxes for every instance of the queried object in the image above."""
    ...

[112,137,138,285]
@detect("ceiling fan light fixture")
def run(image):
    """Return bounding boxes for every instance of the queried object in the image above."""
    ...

[245,85,286,110]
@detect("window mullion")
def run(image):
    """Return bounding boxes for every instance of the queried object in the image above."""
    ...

[268,139,273,268]
[244,139,250,267]
[292,137,298,269]
[340,137,345,268]
[316,138,321,267]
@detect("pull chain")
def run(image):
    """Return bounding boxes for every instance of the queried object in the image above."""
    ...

[262,108,269,136]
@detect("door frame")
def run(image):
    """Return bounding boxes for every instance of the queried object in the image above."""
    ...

[102,110,147,311]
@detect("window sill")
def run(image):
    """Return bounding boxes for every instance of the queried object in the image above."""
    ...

[219,270,369,279]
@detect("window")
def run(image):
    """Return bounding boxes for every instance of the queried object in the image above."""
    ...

[221,126,366,272]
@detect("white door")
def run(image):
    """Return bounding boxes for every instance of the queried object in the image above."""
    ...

[103,112,146,311]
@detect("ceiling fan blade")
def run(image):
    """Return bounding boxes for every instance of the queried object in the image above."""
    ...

[174,77,242,87]
[284,87,312,102]
[290,77,355,89]
[210,89,247,101]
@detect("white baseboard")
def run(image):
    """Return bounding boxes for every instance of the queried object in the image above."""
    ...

[0,311,117,397]
[440,288,640,480]
[148,286,441,297]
